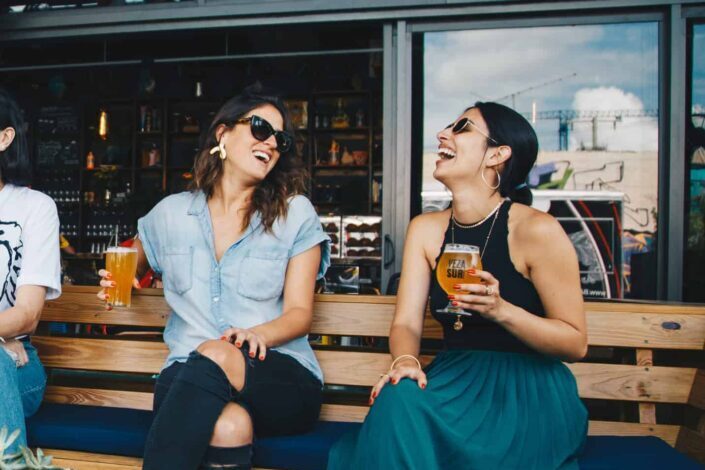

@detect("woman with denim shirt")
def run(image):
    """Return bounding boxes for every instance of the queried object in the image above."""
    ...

[0,88,61,454]
[98,84,330,470]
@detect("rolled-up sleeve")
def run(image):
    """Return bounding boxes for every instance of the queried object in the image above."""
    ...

[137,208,163,275]
[289,196,331,280]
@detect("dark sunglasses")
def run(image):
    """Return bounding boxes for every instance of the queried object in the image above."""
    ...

[445,117,498,145]
[236,115,293,153]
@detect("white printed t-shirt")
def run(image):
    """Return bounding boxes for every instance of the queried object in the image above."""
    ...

[0,184,61,322]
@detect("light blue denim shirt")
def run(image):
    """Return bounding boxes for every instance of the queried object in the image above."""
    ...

[137,191,330,382]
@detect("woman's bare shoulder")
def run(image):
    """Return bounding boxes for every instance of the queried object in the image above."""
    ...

[510,203,569,246]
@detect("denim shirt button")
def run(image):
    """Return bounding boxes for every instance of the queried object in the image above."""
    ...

[213,297,220,302]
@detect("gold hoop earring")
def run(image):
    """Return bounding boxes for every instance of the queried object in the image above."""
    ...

[481,167,501,190]
[209,140,227,161]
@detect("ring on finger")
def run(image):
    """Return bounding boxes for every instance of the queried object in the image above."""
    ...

[485,285,494,296]
[379,373,390,379]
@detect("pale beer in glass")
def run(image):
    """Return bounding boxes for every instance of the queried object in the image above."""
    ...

[105,247,138,308]
[436,244,482,313]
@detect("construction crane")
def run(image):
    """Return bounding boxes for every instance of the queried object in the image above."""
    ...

[493,73,577,109]
[522,109,659,150]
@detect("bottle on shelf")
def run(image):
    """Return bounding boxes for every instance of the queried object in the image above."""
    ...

[86,151,95,170]
[331,99,350,129]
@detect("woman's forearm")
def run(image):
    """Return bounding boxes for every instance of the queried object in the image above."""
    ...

[251,307,312,348]
[497,303,587,362]
[389,323,422,361]
[0,305,39,338]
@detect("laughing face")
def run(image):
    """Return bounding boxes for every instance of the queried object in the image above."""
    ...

[433,107,496,186]
[220,104,284,185]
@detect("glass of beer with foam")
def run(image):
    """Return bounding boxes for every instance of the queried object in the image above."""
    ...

[436,244,482,314]
[105,246,139,308]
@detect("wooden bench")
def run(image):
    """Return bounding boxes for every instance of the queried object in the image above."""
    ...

[29,286,705,469]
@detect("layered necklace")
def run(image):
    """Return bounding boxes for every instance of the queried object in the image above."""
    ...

[450,198,506,259]
[448,198,506,331]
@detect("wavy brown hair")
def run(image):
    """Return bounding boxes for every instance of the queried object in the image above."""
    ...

[191,83,307,232]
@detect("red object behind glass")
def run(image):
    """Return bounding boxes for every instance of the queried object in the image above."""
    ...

[119,237,155,288]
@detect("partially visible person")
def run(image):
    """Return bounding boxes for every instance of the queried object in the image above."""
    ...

[0,88,61,453]
[329,102,587,469]
[98,83,330,470]
[59,233,76,256]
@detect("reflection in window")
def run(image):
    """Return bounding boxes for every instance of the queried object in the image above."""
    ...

[419,23,659,300]
[685,24,705,302]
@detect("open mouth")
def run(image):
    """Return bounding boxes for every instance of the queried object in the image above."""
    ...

[253,150,271,164]
[438,148,456,160]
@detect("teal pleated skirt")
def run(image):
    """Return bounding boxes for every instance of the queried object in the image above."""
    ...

[328,350,588,470]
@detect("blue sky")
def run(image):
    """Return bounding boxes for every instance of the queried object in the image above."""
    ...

[424,22,659,152]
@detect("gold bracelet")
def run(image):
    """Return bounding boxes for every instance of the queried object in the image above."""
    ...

[390,354,421,372]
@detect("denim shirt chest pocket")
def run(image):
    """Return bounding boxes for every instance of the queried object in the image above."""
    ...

[162,246,194,294]
[237,245,288,301]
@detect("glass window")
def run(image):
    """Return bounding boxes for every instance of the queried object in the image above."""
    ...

[685,23,705,302]
[417,22,659,300]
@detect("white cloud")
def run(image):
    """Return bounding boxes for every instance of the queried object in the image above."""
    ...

[423,23,659,151]
[568,87,658,152]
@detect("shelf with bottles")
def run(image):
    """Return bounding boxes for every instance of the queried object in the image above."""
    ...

[312,94,368,132]
[59,223,80,238]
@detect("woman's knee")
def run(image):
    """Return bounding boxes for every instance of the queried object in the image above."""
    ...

[210,403,253,447]
[196,340,246,390]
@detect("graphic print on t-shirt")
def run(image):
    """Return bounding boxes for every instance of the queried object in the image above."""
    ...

[0,220,23,308]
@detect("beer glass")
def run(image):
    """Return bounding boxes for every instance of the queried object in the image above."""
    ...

[105,247,138,308]
[436,244,482,314]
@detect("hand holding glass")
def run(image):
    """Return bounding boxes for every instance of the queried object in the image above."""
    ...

[104,247,139,308]
[436,244,482,315]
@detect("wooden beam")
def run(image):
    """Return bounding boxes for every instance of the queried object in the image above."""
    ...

[636,349,657,424]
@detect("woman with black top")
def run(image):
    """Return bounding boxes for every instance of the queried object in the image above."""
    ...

[328,102,588,469]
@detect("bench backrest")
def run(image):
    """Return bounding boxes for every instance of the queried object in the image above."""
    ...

[34,286,705,460]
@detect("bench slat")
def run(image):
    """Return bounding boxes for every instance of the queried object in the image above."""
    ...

[568,362,696,403]
[44,289,705,350]
[33,337,167,374]
[44,449,142,467]
[36,339,697,404]
[44,386,154,411]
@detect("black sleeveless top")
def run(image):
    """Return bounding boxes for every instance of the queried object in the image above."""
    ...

[430,200,545,354]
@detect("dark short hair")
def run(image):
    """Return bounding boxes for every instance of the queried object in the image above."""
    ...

[472,102,538,205]
[0,88,32,186]
[191,82,307,232]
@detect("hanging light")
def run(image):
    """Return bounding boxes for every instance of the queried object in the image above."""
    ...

[98,110,109,140]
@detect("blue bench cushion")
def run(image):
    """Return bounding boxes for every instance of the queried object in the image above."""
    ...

[579,436,703,470]
[27,404,704,470]
[26,404,152,457]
